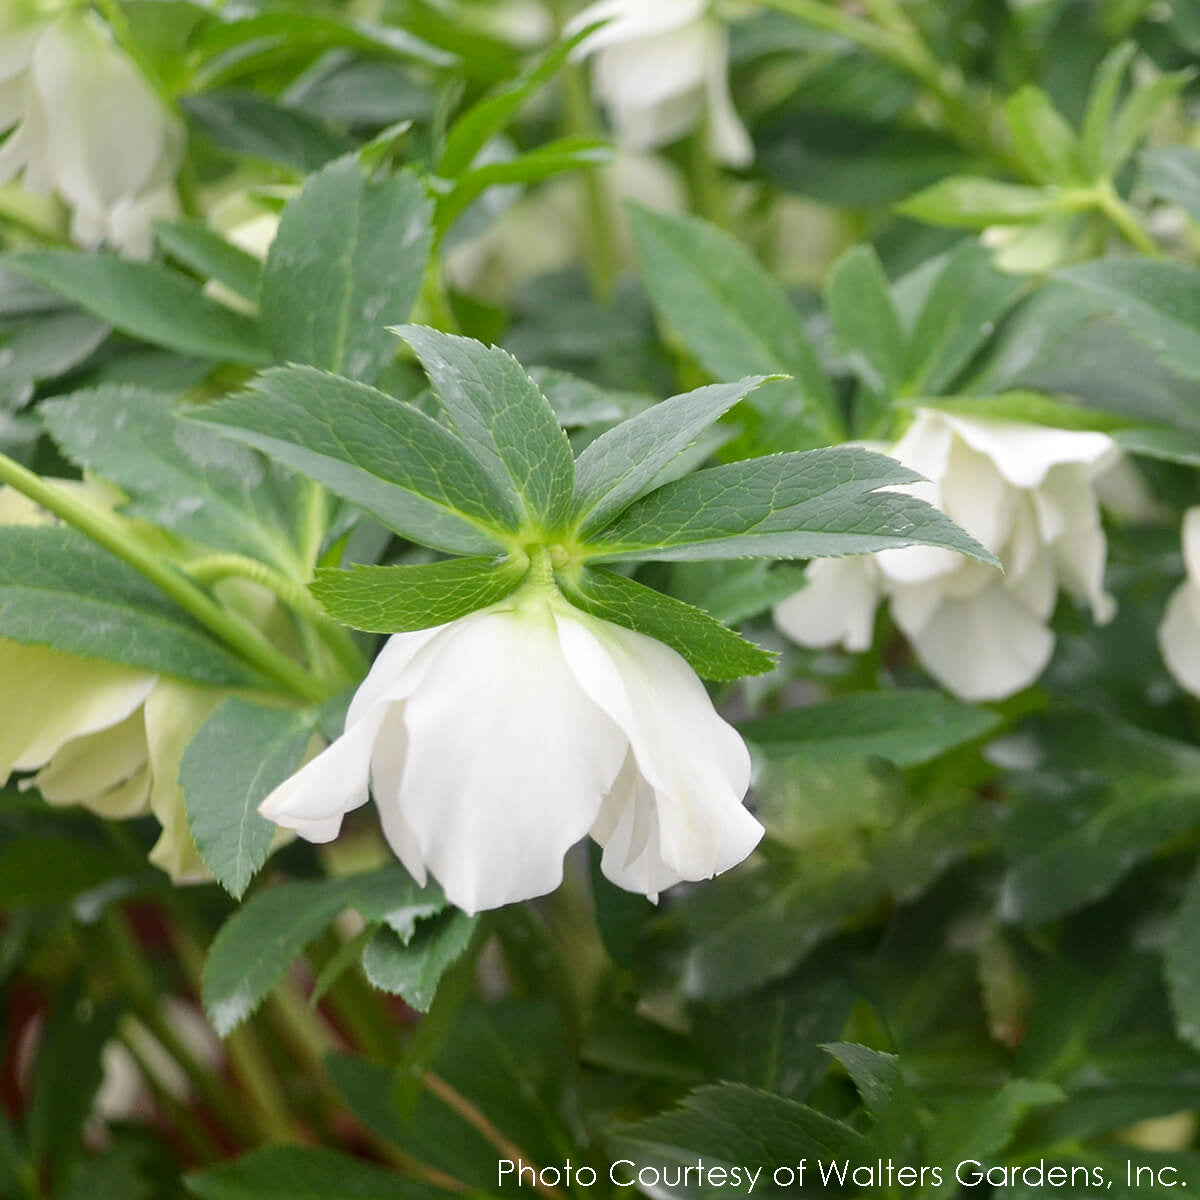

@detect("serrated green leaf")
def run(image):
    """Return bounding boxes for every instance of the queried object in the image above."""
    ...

[1000,713,1200,925]
[154,218,262,302]
[4,251,268,363]
[611,1083,867,1170]
[1057,259,1200,383]
[1005,86,1081,184]
[181,698,315,898]
[185,1145,439,1200]
[558,566,775,681]
[906,243,1028,395]
[393,327,575,533]
[0,526,256,685]
[191,365,519,554]
[823,1043,903,1121]
[629,204,841,446]
[826,245,906,402]
[42,386,302,569]
[202,867,445,1035]
[585,447,996,566]
[896,177,1058,227]
[573,377,770,535]
[361,911,477,1012]
[312,555,528,633]
[262,160,432,382]
[742,690,1001,766]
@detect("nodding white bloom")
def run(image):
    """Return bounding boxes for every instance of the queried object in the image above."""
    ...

[774,410,1118,702]
[260,585,762,914]
[1159,509,1200,697]
[0,11,183,258]
[568,0,753,167]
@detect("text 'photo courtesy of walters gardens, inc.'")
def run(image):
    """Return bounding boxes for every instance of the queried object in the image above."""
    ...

[498,1158,1193,1192]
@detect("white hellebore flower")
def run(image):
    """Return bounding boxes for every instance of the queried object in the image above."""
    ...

[774,409,1117,702]
[0,11,183,258]
[261,586,763,914]
[567,0,753,167]
[1158,508,1200,697]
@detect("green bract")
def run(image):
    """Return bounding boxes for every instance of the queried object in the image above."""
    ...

[194,326,995,681]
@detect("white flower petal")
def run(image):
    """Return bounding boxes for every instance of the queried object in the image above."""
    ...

[941,413,1114,489]
[1160,582,1200,697]
[592,755,684,898]
[1182,507,1200,583]
[909,584,1055,702]
[555,613,760,884]
[392,607,626,914]
[260,625,447,844]
[773,557,880,652]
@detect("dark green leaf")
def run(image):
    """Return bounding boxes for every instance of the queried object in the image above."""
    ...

[573,377,771,535]
[1057,259,1200,383]
[4,251,268,363]
[742,690,1001,765]
[312,556,528,633]
[826,245,906,399]
[558,566,776,681]
[183,91,351,173]
[361,911,477,1012]
[393,327,575,533]
[154,218,262,302]
[586,447,996,566]
[629,204,841,445]
[0,527,256,684]
[186,1145,440,1200]
[42,386,302,569]
[181,698,316,898]
[262,160,432,381]
[203,867,445,1034]
[191,366,520,554]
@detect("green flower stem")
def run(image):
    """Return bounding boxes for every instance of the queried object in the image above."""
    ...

[183,553,366,683]
[418,257,461,334]
[166,921,301,1143]
[0,452,328,702]
[547,0,618,301]
[94,911,256,1145]
[115,1029,224,1163]
[688,127,731,231]
[1093,180,1161,257]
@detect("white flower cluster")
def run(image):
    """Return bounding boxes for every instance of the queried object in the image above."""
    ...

[774,409,1119,701]
[568,0,752,167]
[0,9,182,257]
[261,584,763,914]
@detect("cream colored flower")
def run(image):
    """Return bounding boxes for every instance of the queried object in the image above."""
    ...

[775,410,1118,701]
[261,585,761,914]
[568,0,752,166]
[0,11,182,258]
